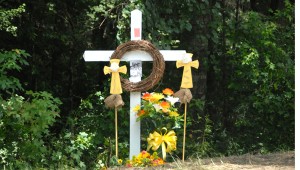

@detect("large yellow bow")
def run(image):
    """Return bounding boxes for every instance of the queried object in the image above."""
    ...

[147,128,177,160]
[103,59,127,94]
[176,53,199,88]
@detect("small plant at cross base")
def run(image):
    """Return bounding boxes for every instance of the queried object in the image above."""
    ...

[133,88,182,161]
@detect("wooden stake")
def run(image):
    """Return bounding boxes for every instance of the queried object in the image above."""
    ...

[115,108,118,158]
[182,102,187,161]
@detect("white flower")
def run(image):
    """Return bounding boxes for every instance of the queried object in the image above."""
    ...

[165,96,179,106]
[153,104,162,112]
[110,62,119,72]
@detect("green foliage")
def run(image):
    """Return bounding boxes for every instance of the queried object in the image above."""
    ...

[0,3,25,36]
[230,11,294,151]
[86,0,143,44]
[207,0,294,155]
[69,91,130,168]
[0,91,61,169]
[0,49,29,95]
[185,99,215,158]
[49,131,95,169]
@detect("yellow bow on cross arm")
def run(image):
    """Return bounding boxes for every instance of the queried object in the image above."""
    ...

[147,128,177,160]
[176,53,199,89]
[103,59,127,94]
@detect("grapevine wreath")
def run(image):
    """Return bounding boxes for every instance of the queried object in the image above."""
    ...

[110,40,165,92]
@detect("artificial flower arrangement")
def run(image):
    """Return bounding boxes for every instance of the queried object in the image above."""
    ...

[106,88,182,168]
[133,88,183,161]
[133,88,182,130]
[126,150,164,167]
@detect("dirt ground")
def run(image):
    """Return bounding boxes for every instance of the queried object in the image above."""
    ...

[164,151,295,170]
[112,151,295,170]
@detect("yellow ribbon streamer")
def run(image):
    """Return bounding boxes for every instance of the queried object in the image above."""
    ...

[176,53,199,89]
[147,128,177,160]
[103,59,127,94]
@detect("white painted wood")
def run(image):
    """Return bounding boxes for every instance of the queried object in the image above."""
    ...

[129,60,141,158]
[83,50,186,62]
[129,9,142,159]
[131,9,142,40]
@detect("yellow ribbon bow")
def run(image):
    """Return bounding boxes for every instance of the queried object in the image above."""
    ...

[147,128,177,160]
[176,53,199,88]
[103,59,127,94]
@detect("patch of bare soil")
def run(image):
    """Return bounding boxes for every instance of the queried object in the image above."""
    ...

[163,151,295,170]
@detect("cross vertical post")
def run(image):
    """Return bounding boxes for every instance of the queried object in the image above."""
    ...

[129,9,142,159]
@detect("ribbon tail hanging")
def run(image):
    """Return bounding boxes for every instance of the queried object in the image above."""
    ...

[162,142,167,160]
[110,72,122,94]
[181,65,193,88]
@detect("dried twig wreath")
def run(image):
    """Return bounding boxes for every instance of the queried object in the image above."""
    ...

[110,40,165,92]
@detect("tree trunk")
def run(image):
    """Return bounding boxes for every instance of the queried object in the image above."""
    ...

[221,0,229,130]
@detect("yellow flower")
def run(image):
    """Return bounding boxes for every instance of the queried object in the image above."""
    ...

[151,93,164,102]
[169,111,179,117]
[152,158,164,166]
[133,105,140,113]
[140,150,150,158]
[127,151,165,167]
[117,159,123,164]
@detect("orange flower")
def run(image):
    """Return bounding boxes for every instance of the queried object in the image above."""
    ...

[160,101,170,112]
[142,93,152,101]
[163,88,174,95]
[137,110,146,116]
[160,101,170,108]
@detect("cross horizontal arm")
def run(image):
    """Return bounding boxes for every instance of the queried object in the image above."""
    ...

[83,50,186,62]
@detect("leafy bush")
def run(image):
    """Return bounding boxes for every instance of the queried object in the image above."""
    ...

[0,91,61,169]
[0,3,26,36]
[0,49,29,95]
[68,91,130,168]
[208,1,295,155]
[49,131,95,169]
[0,49,63,168]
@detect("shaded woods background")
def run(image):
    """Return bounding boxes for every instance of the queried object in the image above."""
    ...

[0,0,294,169]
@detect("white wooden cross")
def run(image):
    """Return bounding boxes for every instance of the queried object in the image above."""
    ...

[83,9,186,159]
